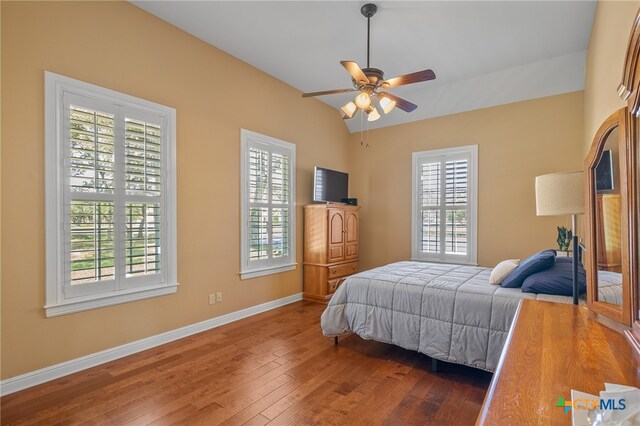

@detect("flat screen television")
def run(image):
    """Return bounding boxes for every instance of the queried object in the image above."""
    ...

[595,149,614,192]
[313,167,348,203]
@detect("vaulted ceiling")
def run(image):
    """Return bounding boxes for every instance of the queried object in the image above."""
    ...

[132,1,597,132]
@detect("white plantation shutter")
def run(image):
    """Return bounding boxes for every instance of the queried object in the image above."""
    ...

[249,147,270,261]
[412,146,477,264]
[123,114,164,282]
[69,106,115,194]
[419,162,441,254]
[241,130,296,279]
[64,96,118,298]
[125,118,162,197]
[444,158,468,255]
[270,152,290,259]
[45,72,177,317]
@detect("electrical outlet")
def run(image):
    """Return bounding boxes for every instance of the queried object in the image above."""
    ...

[216,292,223,303]
[209,294,216,305]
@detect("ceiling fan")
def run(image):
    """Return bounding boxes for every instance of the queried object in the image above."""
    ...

[302,3,436,122]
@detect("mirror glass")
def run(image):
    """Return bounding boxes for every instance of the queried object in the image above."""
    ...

[592,126,623,305]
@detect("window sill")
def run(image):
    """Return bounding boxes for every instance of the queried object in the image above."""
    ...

[240,263,297,280]
[410,258,479,266]
[44,283,179,318]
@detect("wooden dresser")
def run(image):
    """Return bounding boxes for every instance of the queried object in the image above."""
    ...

[477,299,640,425]
[303,203,359,303]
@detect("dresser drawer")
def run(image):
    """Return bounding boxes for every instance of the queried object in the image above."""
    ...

[327,278,341,294]
[328,262,358,279]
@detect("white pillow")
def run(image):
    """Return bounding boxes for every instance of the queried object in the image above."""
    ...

[489,259,521,285]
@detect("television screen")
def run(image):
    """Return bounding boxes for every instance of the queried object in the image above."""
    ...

[595,150,614,192]
[313,167,348,203]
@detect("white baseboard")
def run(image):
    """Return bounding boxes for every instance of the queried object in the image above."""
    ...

[0,293,303,396]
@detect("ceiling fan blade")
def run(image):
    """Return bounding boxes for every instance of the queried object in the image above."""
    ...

[341,61,370,85]
[378,92,417,112]
[381,69,436,88]
[302,88,356,98]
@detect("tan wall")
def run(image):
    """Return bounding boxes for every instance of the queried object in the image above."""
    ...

[348,92,584,270]
[584,0,640,153]
[0,1,349,379]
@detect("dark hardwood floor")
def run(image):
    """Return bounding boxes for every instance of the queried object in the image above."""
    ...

[1,301,491,425]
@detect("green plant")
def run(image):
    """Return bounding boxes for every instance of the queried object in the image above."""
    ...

[557,226,572,251]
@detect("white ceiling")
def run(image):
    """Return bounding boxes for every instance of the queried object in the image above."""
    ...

[132,1,597,133]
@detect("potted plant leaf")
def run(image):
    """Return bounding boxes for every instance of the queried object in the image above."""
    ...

[557,226,572,251]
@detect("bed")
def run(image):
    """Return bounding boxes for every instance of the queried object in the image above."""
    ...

[320,261,622,372]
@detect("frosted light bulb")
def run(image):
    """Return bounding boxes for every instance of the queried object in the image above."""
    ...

[354,92,371,109]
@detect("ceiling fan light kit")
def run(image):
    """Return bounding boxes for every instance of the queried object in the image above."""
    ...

[379,95,396,114]
[341,101,357,118]
[367,107,381,122]
[302,3,436,123]
[355,92,371,109]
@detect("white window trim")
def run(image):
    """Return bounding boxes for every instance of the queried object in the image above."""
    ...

[45,71,178,317]
[240,129,296,280]
[411,144,478,265]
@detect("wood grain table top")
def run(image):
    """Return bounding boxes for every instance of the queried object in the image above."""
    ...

[477,299,640,425]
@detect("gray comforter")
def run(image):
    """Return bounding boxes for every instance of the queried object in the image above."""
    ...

[321,261,621,372]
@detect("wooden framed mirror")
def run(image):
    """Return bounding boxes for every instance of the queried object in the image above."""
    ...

[585,108,632,325]
[613,8,640,348]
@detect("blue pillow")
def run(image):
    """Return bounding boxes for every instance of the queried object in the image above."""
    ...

[521,260,586,296]
[501,249,556,288]
[555,256,577,265]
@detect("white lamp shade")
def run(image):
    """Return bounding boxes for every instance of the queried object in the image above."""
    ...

[379,96,396,114]
[367,107,381,122]
[341,102,357,118]
[535,171,585,216]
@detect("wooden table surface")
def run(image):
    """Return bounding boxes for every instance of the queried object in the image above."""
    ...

[477,299,640,425]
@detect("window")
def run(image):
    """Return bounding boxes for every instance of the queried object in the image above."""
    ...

[240,129,296,279]
[412,145,478,265]
[45,72,177,317]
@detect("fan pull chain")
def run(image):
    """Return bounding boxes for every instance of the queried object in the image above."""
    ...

[359,111,370,148]
[360,111,365,146]
[366,124,370,148]
[365,119,370,148]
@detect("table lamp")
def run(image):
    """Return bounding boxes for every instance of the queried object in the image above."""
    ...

[535,171,585,304]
